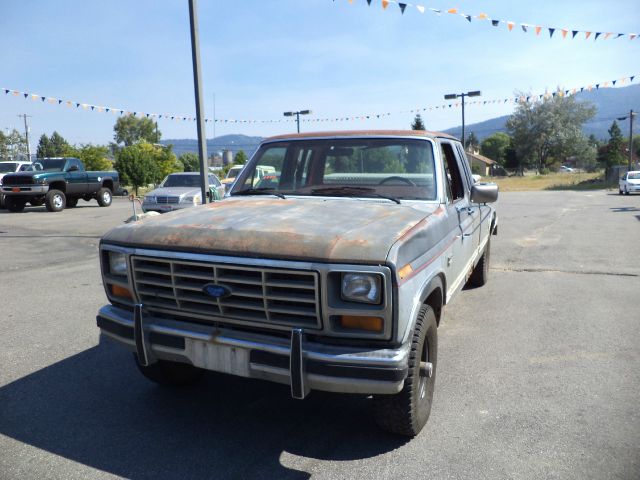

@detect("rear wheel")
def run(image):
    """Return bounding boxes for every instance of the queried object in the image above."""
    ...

[134,354,204,386]
[97,187,112,207]
[5,197,26,212]
[373,305,437,437]
[45,189,66,212]
[468,238,490,287]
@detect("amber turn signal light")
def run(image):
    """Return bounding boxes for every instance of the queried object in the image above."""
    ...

[111,284,133,299]
[339,315,383,332]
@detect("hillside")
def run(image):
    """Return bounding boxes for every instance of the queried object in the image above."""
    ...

[444,84,640,141]
[161,134,263,158]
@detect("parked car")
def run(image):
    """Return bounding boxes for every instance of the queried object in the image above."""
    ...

[0,161,34,208]
[97,130,499,437]
[142,172,225,213]
[1,157,118,212]
[220,165,244,192]
[559,165,574,173]
[221,164,276,192]
[619,170,640,195]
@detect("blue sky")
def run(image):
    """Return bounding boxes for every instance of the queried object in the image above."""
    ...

[1,0,638,149]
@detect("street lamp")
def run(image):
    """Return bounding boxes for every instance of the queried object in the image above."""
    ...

[444,90,481,149]
[616,110,636,171]
[284,109,312,133]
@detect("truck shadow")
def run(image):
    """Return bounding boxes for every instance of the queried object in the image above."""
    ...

[0,341,407,479]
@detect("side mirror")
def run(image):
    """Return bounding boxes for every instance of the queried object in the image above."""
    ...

[471,183,498,203]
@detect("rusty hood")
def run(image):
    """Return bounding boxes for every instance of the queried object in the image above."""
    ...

[103,197,437,263]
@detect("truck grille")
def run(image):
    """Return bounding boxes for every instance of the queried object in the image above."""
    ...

[156,196,179,204]
[2,175,33,185]
[131,256,321,329]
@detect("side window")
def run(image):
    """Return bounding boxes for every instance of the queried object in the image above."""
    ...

[19,164,29,171]
[440,142,465,202]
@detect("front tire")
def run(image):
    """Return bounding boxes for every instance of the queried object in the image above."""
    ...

[468,237,491,287]
[134,354,204,386]
[5,197,26,212]
[45,189,66,212]
[373,304,437,437]
[97,188,112,207]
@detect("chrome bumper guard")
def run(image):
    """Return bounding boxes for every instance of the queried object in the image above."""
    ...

[98,304,408,397]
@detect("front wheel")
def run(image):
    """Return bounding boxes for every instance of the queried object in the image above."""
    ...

[134,354,204,386]
[45,189,66,212]
[5,197,26,212]
[97,187,112,207]
[373,304,437,437]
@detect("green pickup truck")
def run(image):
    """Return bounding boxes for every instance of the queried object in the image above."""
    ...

[1,157,120,212]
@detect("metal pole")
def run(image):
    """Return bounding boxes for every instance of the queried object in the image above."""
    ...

[213,93,216,140]
[188,0,210,204]
[629,110,634,171]
[296,112,300,133]
[19,114,31,161]
[461,94,466,150]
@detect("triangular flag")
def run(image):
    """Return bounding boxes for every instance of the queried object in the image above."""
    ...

[535,26,542,35]
[416,5,425,13]
[465,15,471,22]
[585,31,592,39]
[594,32,602,41]
[507,21,514,31]
[366,0,372,4]
[491,20,499,27]
[572,30,578,38]
[31,94,38,100]
[478,13,488,20]
[382,0,389,9]
[549,28,555,38]
[398,3,406,14]
[57,99,62,104]
[561,29,568,39]
[521,24,529,33]
[604,33,612,40]
[630,34,638,41]
[612,80,617,86]
[616,33,624,39]
[447,8,457,14]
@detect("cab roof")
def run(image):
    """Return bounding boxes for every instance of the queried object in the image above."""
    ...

[264,130,458,142]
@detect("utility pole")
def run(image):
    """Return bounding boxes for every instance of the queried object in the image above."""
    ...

[188,0,210,204]
[213,93,216,140]
[443,91,481,150]
[629,110,635,171]
[18,114,32,161]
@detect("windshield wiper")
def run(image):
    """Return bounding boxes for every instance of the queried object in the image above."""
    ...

[311,186,400,204]
[233,187,286,199]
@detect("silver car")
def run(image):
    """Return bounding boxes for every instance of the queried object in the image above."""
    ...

[142,172,225,213]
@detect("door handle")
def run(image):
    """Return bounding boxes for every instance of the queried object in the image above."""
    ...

[456,205,473,215]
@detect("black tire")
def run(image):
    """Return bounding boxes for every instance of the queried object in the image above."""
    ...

[468,237,491,288]
[619,188,623,195]
[134,354,204,386]
[0,194,5,209]
[373,305,437,437]
[97,187,112,207]
[624,187,630,195]
[66,197,78,208]
[5,197,26,212]
[45,189,66,212]
[29,198,44,207]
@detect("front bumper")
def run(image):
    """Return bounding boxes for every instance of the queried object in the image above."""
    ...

[1,185,47,195]
[142,202,193,213]
[97,304,408,397]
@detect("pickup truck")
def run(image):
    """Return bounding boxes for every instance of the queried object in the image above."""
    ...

[1,157,119,212]
[96,130,498,436]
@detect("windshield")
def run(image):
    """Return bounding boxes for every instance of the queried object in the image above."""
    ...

[232,138,437,201]
[36,159,66,171]
[226,166,243,179]
[628,172,640,180]
[161,174,200,188]
[0,163,18,173]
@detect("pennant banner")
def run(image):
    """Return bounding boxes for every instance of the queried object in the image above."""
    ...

[335,0,640,43]
[2,74,637,125]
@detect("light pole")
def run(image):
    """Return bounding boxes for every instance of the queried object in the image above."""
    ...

[284,110,312,133]
[617,110,636,171]
[444,91,481,150]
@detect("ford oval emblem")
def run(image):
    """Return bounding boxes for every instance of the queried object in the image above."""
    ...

[202,283,232,299]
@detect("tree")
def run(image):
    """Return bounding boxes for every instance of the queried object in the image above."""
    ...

[234,150,248,165]
[115,143,159,195]
[113,114,159,146]
[411,114,426,130]
[465,132,479,151]
[152,145,182,184]
[602,121,626,176]
[480,132,511,166]
[72,144,113,171]
[506,92,596,173]
[36,131,72,158]
[1,129,28,160]
[179,152,200,172]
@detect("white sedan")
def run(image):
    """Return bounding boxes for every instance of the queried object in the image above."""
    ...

[619,171,640,195]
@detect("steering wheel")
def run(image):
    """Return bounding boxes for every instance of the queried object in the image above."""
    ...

[378,176,416,186]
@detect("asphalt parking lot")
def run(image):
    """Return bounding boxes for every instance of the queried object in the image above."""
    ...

[0,191,639,480]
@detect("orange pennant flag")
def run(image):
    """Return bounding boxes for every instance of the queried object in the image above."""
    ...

[604,32,612,40]
[535,26,542,35]
[585,32,592,39]
[507,21,514,31]
[478,13,488,20]
[12,91,20,96]
[630,34,638,41]
[382,0,389,9]
[561,29,568,39]
[30,94,39,100]
[447,8,458,14]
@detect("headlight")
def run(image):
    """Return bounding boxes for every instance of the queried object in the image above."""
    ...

[144,195,155,203]
[341,273,382,304]
[182,195,201,204]
[108,252,128,276]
